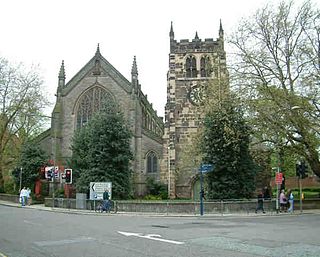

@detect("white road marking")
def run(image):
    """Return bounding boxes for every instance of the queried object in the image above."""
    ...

[34,237,95,247]
[23,219,42,226]
[118,231,185,245]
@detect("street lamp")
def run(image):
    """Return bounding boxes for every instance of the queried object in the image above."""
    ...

[19,167,22,192]
[38,114,59,208]
[24,113,59,208]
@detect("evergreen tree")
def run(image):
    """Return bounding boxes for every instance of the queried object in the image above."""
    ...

[71,103,133,199]
[201,97,258,199]
[12,142,48,191]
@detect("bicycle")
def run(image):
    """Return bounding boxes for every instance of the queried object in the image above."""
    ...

[94,200,112,213]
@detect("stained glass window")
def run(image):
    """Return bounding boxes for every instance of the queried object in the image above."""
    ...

[76,86,112,128]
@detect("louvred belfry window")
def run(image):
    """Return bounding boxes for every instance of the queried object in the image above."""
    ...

[200,56,211,77]
[186,56,197,78]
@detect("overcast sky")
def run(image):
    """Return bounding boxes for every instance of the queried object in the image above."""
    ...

[1,0,301,117]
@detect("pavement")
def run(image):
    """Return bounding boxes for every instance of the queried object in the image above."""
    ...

[1,200,320,217]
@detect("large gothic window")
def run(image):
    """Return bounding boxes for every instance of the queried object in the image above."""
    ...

[147,151,158,173]
[76,86,112,128]
[200,56,211,77]
[186,56,197,78]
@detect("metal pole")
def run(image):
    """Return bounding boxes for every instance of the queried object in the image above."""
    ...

[200,170,204,216]
[299,174,303,213]
[52,116,57,209]
[19,167,22,192]
[276,167,279,213]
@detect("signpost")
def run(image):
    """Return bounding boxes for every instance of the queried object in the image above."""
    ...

[89,182,112,200]
[275,171,283,212]
[275,172,283,185]
[199,164,213,216]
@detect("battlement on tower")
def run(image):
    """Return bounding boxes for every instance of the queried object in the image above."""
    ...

[171,37,222,53]
[169,21,225,54]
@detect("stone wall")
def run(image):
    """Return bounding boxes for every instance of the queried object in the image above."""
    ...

[40,197,320,214]
[2,194,319,214]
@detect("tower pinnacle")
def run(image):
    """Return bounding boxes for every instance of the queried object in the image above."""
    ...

[131,55,138,77]
[58,60,65,89]
[195,31,199,40]
[169,21,174,40]
[95,43,101,56]
[219,19,224,38]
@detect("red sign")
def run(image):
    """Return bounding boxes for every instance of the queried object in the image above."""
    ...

[275,172,283,185]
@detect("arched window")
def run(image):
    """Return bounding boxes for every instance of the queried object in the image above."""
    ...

[186,56,197,78]
[147,151,158,173]
[200,56,211,77]
[76,86,112,128]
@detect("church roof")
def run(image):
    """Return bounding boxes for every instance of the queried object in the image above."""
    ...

[61,45,132,95]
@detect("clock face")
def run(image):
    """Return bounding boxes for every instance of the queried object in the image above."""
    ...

[188,83,206,105]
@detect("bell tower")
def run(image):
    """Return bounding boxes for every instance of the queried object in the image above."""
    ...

[161,21,229,199]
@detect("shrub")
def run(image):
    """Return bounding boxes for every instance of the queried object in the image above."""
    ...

[145,177,168,200]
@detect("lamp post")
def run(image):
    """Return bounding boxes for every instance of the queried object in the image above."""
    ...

[299,171,303,213]
[19,167,22,192]
[25,113,59,208]
[40,114,58,209]
[51,115,58,209]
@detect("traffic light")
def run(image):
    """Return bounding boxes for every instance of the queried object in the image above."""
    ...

[65,169,72,184]
[301,161,308,179]
[296,161,308,179]
[296,163,301,177]
[47,168,54,181]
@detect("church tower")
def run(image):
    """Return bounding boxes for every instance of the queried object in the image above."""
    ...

[161,21,229,199]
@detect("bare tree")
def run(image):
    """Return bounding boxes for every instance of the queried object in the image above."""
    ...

[0,57,47,190]
[229,0,320,177]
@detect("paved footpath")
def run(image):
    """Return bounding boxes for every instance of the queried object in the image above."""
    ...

[1,200,319,217]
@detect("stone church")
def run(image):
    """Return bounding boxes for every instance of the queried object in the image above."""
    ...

[38,22,228,199]
[161,21,229,199]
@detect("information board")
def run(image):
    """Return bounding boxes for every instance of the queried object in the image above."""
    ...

[89,182,112,200]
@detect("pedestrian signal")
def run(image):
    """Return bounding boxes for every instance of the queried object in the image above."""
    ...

[65,169,72,184]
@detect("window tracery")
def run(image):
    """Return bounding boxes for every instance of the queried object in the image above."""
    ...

[147,151,158,173]
[200,56,211,77]
[76,86,112,128]
[186,56,197,78]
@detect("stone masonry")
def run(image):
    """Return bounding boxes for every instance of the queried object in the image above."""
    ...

[161,21,229,199]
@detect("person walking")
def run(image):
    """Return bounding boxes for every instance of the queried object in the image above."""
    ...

[26,188,31,206]
[19,187,27,207]
[287,189,294,213]
[102,189,110,213]
[279,189,287,212]
[255,190,265,214]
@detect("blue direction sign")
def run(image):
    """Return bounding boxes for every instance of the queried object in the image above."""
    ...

[200,164,214,173]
